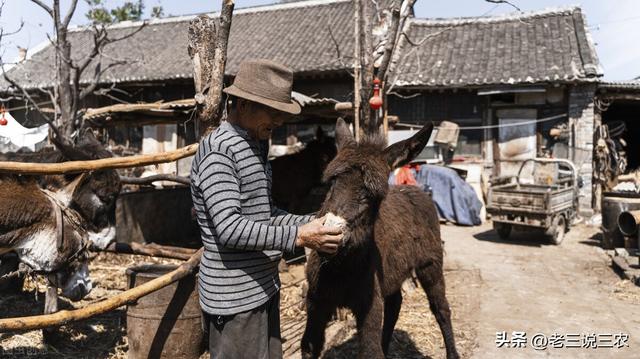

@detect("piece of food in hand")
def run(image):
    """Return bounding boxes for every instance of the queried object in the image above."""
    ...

[324,212,346,229]
[323,212,347,247]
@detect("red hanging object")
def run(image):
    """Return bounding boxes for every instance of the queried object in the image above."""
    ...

[0,106,7,126]
[369,77,383,110]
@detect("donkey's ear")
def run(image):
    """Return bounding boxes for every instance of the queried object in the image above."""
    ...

[335,118,355,150]
[60,172,90,205]
[50,134,90,161]
[383,122,434,169]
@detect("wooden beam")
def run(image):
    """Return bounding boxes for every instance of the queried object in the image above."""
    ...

[0,144,198,175]
[0,248,203,333]
[99,242,195,261]
[599,93,640,102]
[120,174,191,186]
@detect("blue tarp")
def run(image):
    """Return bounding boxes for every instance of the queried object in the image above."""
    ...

[389,165,483,226]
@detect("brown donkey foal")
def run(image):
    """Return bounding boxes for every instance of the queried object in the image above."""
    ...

[301,119,459,359]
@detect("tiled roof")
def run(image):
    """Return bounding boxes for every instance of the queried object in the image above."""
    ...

[392,6,602,88]
[2,1,602,92]
[1,0,354,91]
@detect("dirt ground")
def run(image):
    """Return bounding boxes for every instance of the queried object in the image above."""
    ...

[440,222,640,359]
[1,222,639,358]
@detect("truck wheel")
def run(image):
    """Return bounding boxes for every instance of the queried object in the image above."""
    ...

[549,216,566,245]
[494,222,512,239]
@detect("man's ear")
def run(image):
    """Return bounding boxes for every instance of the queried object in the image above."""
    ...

[383,122,434,169]
[236,98,247,112]
[335,118,355,150]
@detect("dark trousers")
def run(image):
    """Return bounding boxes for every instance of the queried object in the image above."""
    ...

[203,292,282,359]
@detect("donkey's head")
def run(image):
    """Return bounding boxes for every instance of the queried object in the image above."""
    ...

[319,119,433,247]
[46,131,121,300]
[55,130,121,249]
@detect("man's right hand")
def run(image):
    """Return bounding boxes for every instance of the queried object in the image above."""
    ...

[296,215,344,254]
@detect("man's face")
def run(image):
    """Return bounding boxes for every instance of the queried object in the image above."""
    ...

[239,100,290,140]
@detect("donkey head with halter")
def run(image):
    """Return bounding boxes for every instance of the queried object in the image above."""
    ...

[0,130,121,301]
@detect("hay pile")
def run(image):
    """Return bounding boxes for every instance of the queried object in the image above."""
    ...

[1,255,478,358]
[279,266,479,359]
[0,252,182,358]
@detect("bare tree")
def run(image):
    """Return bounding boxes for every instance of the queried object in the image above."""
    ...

[353,0,411,136]
[1,0,147,148]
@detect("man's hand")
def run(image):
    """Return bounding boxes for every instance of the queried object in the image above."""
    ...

[296,215,344,254]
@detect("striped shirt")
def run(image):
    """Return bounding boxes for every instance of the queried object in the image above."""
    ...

[190,121,312,315]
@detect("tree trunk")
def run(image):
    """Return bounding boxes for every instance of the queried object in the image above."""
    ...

[360,0,375,134]
[188,0,235,138]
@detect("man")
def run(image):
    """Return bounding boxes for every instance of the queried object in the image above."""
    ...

[190,59,343,358]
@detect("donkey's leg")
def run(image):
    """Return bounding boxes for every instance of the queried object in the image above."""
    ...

[353,291,385,359]
[415,265,459,359]
[301,298,334,359]
[382,290,402,355]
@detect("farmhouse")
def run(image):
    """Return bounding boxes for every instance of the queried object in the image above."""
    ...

[1,0,604,213]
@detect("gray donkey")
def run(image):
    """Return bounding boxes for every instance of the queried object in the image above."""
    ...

[301,119,459,359]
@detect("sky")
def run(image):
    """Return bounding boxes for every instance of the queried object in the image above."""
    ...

[1,0,639,81]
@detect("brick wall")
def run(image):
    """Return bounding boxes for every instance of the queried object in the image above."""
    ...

[568,84,597,215]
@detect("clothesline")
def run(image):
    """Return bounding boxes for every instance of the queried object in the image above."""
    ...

[394,113,567,131]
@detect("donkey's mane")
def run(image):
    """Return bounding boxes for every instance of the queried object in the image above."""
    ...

[358,133,387,150]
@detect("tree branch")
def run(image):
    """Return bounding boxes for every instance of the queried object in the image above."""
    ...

[376,3,401,83]
[30,0,54,17]
[79,60,127,100]
[106,21,147,43]
[485,0,521,12]
[62,0,79,28]
[327,24,354,77]
[76,26,107,76]
[0,58,67,141]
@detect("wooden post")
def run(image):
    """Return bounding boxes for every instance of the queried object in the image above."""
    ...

[383,103,389,137]
[42,286,59,341]
[360,0,374,133]
[353,0,361,142]
[593,110,602,212]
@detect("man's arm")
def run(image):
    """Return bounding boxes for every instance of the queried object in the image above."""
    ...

[270,207,314,226]
[197,151,298,253]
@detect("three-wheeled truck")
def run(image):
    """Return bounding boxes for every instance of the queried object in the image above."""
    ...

[487,158,580,244]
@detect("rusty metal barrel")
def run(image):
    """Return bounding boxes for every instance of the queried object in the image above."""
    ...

[126,264,203,359]
[602,193,640,249]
